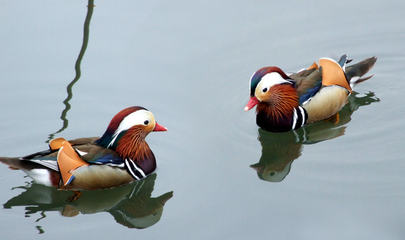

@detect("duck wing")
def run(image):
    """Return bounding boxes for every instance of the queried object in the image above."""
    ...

[20,137,121,171]
[289,67,323,105]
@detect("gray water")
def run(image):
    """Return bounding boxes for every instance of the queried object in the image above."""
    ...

[1,1,404,239]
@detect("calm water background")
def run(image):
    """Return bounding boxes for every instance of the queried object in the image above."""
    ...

[1,0,404,239]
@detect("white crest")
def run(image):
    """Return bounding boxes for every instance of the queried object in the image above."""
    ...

[255,72,290,98]
[108,109,156,147]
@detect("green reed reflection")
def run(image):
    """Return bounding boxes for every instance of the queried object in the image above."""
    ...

[47,1,95,142]
[251,92,380,182]
[36,225,45,234]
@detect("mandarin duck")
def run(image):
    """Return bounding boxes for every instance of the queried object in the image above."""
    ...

[0,106,167,190]
[244,55,377,132]
[251,91,379,182]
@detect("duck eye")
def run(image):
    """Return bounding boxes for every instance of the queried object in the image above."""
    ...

[144,120,149,125]
[262,87,268,93]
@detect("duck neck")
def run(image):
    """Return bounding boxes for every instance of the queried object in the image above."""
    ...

[98,127,156,175]
[256,84,303,131]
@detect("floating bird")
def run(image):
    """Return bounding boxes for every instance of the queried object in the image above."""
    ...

[244,55,377,132]
[250,91,379,182]
[0,106,167,190]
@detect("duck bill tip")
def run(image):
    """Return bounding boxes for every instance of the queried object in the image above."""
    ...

[153,122,168,132]
[244,97,259,112]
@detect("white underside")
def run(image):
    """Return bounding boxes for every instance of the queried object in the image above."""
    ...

[23,168,54,187]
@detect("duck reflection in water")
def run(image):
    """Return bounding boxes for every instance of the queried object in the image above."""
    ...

[3,173,173,230]
[251,92,379,182]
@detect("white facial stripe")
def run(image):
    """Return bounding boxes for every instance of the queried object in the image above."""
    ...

[255,72,290,97]
[248,71,256,93]
[261,72,289,86]
[108,109,156,147]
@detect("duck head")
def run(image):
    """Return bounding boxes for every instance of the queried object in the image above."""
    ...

[244,67,298,112]
[96,106,167,153]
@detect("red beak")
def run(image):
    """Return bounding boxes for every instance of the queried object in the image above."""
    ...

[244,96,259,111]
[153,122,168,132]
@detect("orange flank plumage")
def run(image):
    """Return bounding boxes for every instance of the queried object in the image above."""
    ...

[307,62,319,70]
[49,137,71,151]
[57,141,89,187]
[319,58,352,92]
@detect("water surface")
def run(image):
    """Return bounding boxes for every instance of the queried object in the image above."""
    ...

[1,1,404,239]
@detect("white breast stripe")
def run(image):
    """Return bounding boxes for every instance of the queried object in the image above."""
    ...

[125,159,140,180]
[292,108,298,130]
[129,159,146,178]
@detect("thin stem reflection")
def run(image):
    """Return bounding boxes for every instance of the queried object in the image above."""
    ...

[47,1,95,142]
